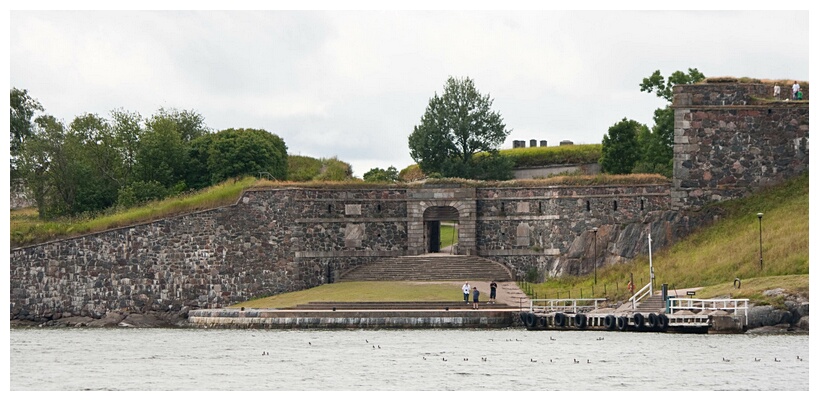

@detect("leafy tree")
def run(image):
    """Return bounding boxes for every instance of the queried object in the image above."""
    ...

[408,76,512,179]
[67,113,122,213]
[363,166,400,183]
[153,108,209,142]
[600,118,645,174]
[135,112,190,190]
[639,68,706,102]
[10,88,43,178]
[207,128,288,183]
[636,68,705,177]
[18,114,64,216]
[110,109,143,186]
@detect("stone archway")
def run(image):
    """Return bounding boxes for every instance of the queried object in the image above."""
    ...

[406,187,476,255]
[423,206,459,253]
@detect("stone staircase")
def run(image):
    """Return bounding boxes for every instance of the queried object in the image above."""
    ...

[616,294,667,314]
[338,255,513,282]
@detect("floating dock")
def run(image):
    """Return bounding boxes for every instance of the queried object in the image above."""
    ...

[520,297,749,334]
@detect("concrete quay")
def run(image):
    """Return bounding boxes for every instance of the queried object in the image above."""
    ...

[188,307,520,329]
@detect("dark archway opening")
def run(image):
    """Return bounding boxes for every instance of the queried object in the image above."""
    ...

[423,206,459,254]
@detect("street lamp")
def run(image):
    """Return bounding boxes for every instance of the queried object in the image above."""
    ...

[757,213,764,270]
[592,227,598,285]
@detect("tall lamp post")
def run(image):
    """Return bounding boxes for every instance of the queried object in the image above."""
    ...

[592,227,598,285]
[757,213,764,270]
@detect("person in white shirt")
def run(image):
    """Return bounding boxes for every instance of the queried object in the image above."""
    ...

[792,81,800,100]
[462,282,470,303]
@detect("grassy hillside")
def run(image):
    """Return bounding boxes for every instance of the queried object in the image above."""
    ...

[10,177,258,248]
[527,173,809,305]
[497,143,601,167]
[233,173,808,309]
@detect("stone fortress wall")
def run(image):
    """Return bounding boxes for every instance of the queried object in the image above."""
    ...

[9,81,809,322]
[672,82,809,210]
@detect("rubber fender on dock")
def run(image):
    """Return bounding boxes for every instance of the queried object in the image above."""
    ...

[616,316,628,331]
[604,315,617,330]
[658,314,669,331]
[539,316,548,328]
[525,313,536,328]
[554,312,566,327]
[647,313,659,328]
[574,314,587,329]
[633,313,645,329]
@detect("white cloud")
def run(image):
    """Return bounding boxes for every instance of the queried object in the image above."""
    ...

[9,10,810,178]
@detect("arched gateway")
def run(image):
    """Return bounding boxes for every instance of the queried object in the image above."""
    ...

[406,187,476,256]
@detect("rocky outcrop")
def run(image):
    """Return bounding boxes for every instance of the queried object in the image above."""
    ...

[11,309,192,329]
[746,290,809,333]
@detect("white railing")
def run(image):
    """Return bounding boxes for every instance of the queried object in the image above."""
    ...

[628,282,652,309]
[668,298,750,323]
[529,298,608,314]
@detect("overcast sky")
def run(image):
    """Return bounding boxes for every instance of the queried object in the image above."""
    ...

[8,8,810,178]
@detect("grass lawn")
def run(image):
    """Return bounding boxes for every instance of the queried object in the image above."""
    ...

[232,282,465,309]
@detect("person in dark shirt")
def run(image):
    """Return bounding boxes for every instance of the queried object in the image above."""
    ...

[472,287,480,310]
[489,281,498,304]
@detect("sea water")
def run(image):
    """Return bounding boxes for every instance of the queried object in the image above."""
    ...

[9,327,809,391]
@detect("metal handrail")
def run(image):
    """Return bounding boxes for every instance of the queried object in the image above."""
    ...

[628,282,652,309]
[668,298,750,323]
[529,298,608,314]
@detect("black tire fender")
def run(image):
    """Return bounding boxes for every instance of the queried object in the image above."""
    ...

[525,313,536,328]
[617,316,628,331]
[574,314,587,329]
[647,313,659,328]
[633,313,645,329]
[554,312,566,327]
[658,314,670,330]
[539,316,548,327]
[604,315,617,330]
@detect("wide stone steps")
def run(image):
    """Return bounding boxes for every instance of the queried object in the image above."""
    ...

[338,255,513,282]
[634,295,667,313]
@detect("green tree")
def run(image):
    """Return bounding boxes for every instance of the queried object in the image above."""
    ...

[600,118,645,174]
[110,109,143,186]
[636,68,705,177]
[18,114,63,216]
[207,128,288,183]
[135,112,191,191]
[10,88,44,178]
[363,166,400,182]
[408,76,512,180]
[68,113,122,213]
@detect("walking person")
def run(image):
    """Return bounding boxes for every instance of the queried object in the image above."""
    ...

[489,280,498,304]
[472,287,480,310]
[792,81,800,100]
[462,282,470,303]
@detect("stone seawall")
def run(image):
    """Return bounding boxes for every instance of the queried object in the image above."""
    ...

[187,309,516,329]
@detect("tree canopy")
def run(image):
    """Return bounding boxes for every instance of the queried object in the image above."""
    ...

[408,76,513,180]
[363,166,399,183]
[10,88,43,178]
[631,68,705,177]
[600,118,645,175]
[10,89,297,218]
